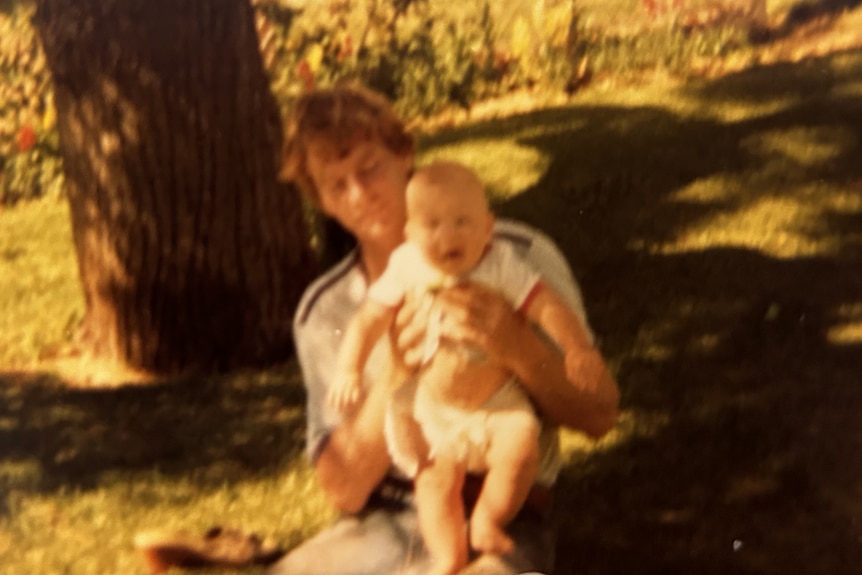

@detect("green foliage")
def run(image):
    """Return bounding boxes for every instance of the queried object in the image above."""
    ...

[258,0,515,119]
[0,2,62,206]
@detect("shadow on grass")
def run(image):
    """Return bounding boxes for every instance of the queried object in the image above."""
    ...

[423,48,862,573]
[0,365,307,497]
[553,248,862,575]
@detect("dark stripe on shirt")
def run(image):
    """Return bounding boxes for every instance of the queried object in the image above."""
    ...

[494,229,534,250]
[297,250,359,326]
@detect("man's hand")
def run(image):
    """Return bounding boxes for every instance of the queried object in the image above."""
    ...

[432,281,619,436]
[391,292,434,371]
[432,282,525,367]
[391,283,523,370]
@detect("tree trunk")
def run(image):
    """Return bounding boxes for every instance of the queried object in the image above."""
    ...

[33,0,316,374]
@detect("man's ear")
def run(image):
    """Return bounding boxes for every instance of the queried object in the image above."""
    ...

[400,150,416,180]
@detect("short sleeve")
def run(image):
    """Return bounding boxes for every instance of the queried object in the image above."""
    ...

[292,254,363,462]
[469,241,542,311]
[494,220,594,343]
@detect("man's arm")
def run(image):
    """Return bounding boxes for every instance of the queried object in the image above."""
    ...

[505,308,619,437]
[523,284,616,404]
[523,285,592,355]
[314,373,393,513]
[315,300,401,512]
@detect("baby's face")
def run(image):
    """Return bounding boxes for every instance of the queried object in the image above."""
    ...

[405,179,493,277]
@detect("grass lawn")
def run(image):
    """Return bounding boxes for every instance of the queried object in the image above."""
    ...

[2,35,862,575]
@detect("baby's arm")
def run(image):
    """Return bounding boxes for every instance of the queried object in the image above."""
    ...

[523,284,597,386]
[329,299,396,412]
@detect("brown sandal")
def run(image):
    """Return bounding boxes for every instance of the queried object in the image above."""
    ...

[134,526,284,573]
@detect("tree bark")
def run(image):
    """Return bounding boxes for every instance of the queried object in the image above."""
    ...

[33,0,316,373]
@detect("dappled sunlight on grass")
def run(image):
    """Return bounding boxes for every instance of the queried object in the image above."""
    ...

[0,197,83,368]
[625,298,749,369]
[576,79,803,124]
[559,408,672,465]
[1,461,333,574]
[645,120,860,258]
[829,51,862,98]
[0,365,320,573]
[655,180,859,257]
[578,47,862,125]
[828,303,862,344]
[831,78,862,98]
[742,125,853,165]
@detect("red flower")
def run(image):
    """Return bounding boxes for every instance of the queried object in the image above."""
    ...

[297,60,315,92]
[337,35,353,62]
[17,125,36,153]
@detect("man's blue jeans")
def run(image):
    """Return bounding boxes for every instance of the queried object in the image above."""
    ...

[266,484,556,575]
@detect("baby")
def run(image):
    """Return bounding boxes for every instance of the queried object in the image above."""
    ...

[329,160,589,575]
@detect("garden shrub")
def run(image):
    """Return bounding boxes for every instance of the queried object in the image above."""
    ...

[0,2,62,206]
[258,0,518,119]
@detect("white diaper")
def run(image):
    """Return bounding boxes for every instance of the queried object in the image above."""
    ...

[384,378,535,477]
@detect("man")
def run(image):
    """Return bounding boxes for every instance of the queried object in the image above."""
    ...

[267,84,619,575]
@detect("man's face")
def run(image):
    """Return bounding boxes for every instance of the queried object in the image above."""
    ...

[405,181,493,277]
[306,137,413,247]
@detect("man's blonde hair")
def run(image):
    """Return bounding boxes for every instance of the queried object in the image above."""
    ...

[280,84,414,206]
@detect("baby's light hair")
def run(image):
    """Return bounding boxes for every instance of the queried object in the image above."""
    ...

[407,160,489,209]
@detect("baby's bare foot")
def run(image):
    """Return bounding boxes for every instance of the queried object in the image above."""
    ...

[469,515,514,555]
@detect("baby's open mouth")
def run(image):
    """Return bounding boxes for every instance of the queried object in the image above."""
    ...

[441,249,463,262]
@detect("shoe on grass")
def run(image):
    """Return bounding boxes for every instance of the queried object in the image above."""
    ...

[134,526,284,573]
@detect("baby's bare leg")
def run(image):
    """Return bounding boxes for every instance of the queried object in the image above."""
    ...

[469,411,540,555]
[414,455,468,575]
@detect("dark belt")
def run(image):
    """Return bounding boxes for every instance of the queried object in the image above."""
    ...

[370,474,554,519]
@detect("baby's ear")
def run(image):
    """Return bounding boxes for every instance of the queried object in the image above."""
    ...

[485,211,496,238]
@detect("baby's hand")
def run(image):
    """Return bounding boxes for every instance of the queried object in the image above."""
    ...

[328,372,364,412]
